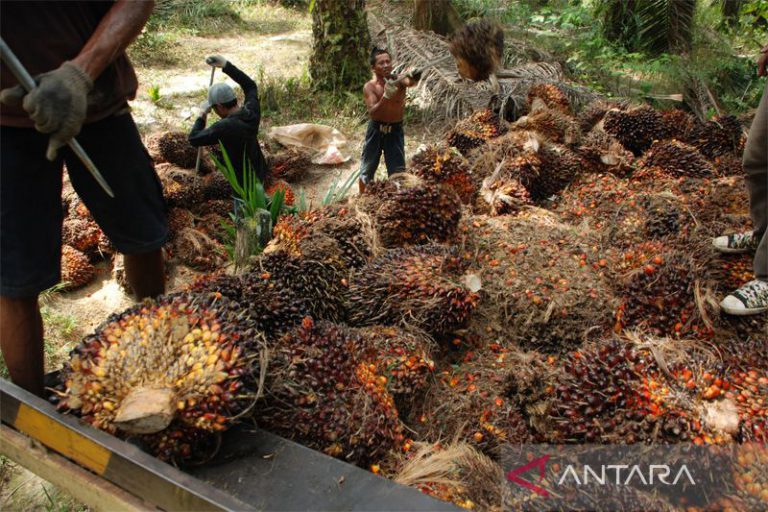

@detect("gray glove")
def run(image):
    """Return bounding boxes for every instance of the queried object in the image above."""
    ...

[205,55,228,68]
[383,79,399,100]
[0,61,93,161]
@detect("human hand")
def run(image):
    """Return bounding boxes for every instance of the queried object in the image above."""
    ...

[196,100,211,117]
[758,44,768,77]
[383,79,399,99]
[205,55,228,69]
[0,61,93,160]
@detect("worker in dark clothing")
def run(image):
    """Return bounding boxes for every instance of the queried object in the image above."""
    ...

[188,55,269,186]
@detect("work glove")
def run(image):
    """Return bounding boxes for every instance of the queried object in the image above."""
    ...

[0,61,93,161]
[406,69,423,83]
[205,55,228,69]
[383,79,399,100]
[196,99,211,117]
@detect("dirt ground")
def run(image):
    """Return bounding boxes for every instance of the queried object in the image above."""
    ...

[0,5,438,510]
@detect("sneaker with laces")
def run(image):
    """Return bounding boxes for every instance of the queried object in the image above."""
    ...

[720,279,768,316]
[712,231,760,254]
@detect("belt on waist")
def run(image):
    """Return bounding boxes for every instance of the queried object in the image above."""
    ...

[372,121,402,134]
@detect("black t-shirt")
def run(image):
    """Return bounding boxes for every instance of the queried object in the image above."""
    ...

[188,62,269,183]
[0,0,138,127]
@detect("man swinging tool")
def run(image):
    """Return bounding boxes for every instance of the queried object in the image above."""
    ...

[0,0,168,396]
[358,47,422,194]
[188,55,270,187]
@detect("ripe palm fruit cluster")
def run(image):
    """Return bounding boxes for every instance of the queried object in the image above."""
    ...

[363,175,462,248]
[638,139,715,178]
[61,245,96,290]
[265,179,295,206]
[256,250,347,322]
[514,104,581,146]
[56,292,263,462]
[157,164,204,209]
[167,207,195,239]
[526,83,572,115]
[661,108,698,141]
[62,217,103,257]
[447,109,505,155]
[615,249,707,338]
[724,370,768,442]
[261,318,403,466]
[717,444,768,509]
[543,339,726,444]
[410,145,476,204]
[449,19,504,81]
[147,131,201,169]
[603,105,670,155]
[346,245,479,336]
[577,99,627,133]
[529,142,583,200]
[268,146,312,182]
[201,171,234,200]
[355,326,435,408]
[687,115,745,159]
[577,130,634,176]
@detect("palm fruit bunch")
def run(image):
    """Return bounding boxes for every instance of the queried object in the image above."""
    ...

[354,326,435,409]
[577,130,634,176]
[409,348,532,457]
[201,171,233,200]
[146,131,200,169]
[61,245,96,291]
[661,108,698,141]
[271,205,372,269]
[595,191,686,249]
[449,19,504,81]
[639,193,684,240]
[687,115,745,159]
[171,228,227,271]
[526,83,572,115]
[166,207,195,240]
[62,217,102,257]
[197,213,229,244]
[468,215,616,353]
[194,199,233,218]
[265,179,295,206]
[260,318,403,466]
[712,152,744,177]
[268,146,312,182]
[55,291,264,462]
[346,244,479,336]
[514,104,581,146]
[717,444,768,510]
[614,248,710,338]
[603,105,670,155]
[541,339,733,444]
[410,145,476,204]
[638,139,715,178]
[577,99,627,133]
[156,164,204,208]
[478,171,531,215]
[363,175,462,248]
[447,109,505,156]
[720,369,768,443]
[255,250,347,322]
[529,142,584,200]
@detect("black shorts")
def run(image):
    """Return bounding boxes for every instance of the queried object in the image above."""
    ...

[1,113,168,298]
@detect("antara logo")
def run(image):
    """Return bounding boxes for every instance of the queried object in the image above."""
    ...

[557,464,696,486]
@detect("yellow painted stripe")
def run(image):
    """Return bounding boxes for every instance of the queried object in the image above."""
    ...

[13,404,111,475]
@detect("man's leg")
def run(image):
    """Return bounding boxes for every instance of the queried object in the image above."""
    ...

[124,249,165,300]
[744,83,768,281]
[382,126,406,177]
[359,121,382,194]
[0,296,44,396]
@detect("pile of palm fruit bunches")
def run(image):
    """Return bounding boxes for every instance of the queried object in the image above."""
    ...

[52,80,767,509]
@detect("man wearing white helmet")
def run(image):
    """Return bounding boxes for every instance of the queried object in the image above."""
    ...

[188,55,269,185]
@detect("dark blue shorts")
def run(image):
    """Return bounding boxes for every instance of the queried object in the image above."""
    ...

[1,113,168,298]
[359,120,406,184]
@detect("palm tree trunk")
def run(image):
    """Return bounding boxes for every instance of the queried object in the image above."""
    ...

[413,0,462,36]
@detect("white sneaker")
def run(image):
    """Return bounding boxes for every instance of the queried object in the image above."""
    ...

[712,231,760,254]
[720,279,768,316]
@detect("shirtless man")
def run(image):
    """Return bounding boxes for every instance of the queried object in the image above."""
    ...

[358,48,421,193]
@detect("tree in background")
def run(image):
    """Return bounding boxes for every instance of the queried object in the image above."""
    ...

[721,0,745,26]
[310,0,371,91]
[598,0,697,55]
[413,0,462,36]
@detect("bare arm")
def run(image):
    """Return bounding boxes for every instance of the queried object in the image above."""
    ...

[364,82,405,117]
[72,0,155,81]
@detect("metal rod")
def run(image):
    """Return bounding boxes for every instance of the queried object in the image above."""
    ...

[0,37,115,198]
[195,66,216,174]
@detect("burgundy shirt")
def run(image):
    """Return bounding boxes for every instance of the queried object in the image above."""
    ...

[0,0,139,127]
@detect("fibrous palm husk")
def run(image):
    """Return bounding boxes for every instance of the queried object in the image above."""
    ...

[513,101,582,146]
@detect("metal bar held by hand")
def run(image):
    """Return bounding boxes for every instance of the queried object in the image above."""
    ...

[0,37,115,198]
